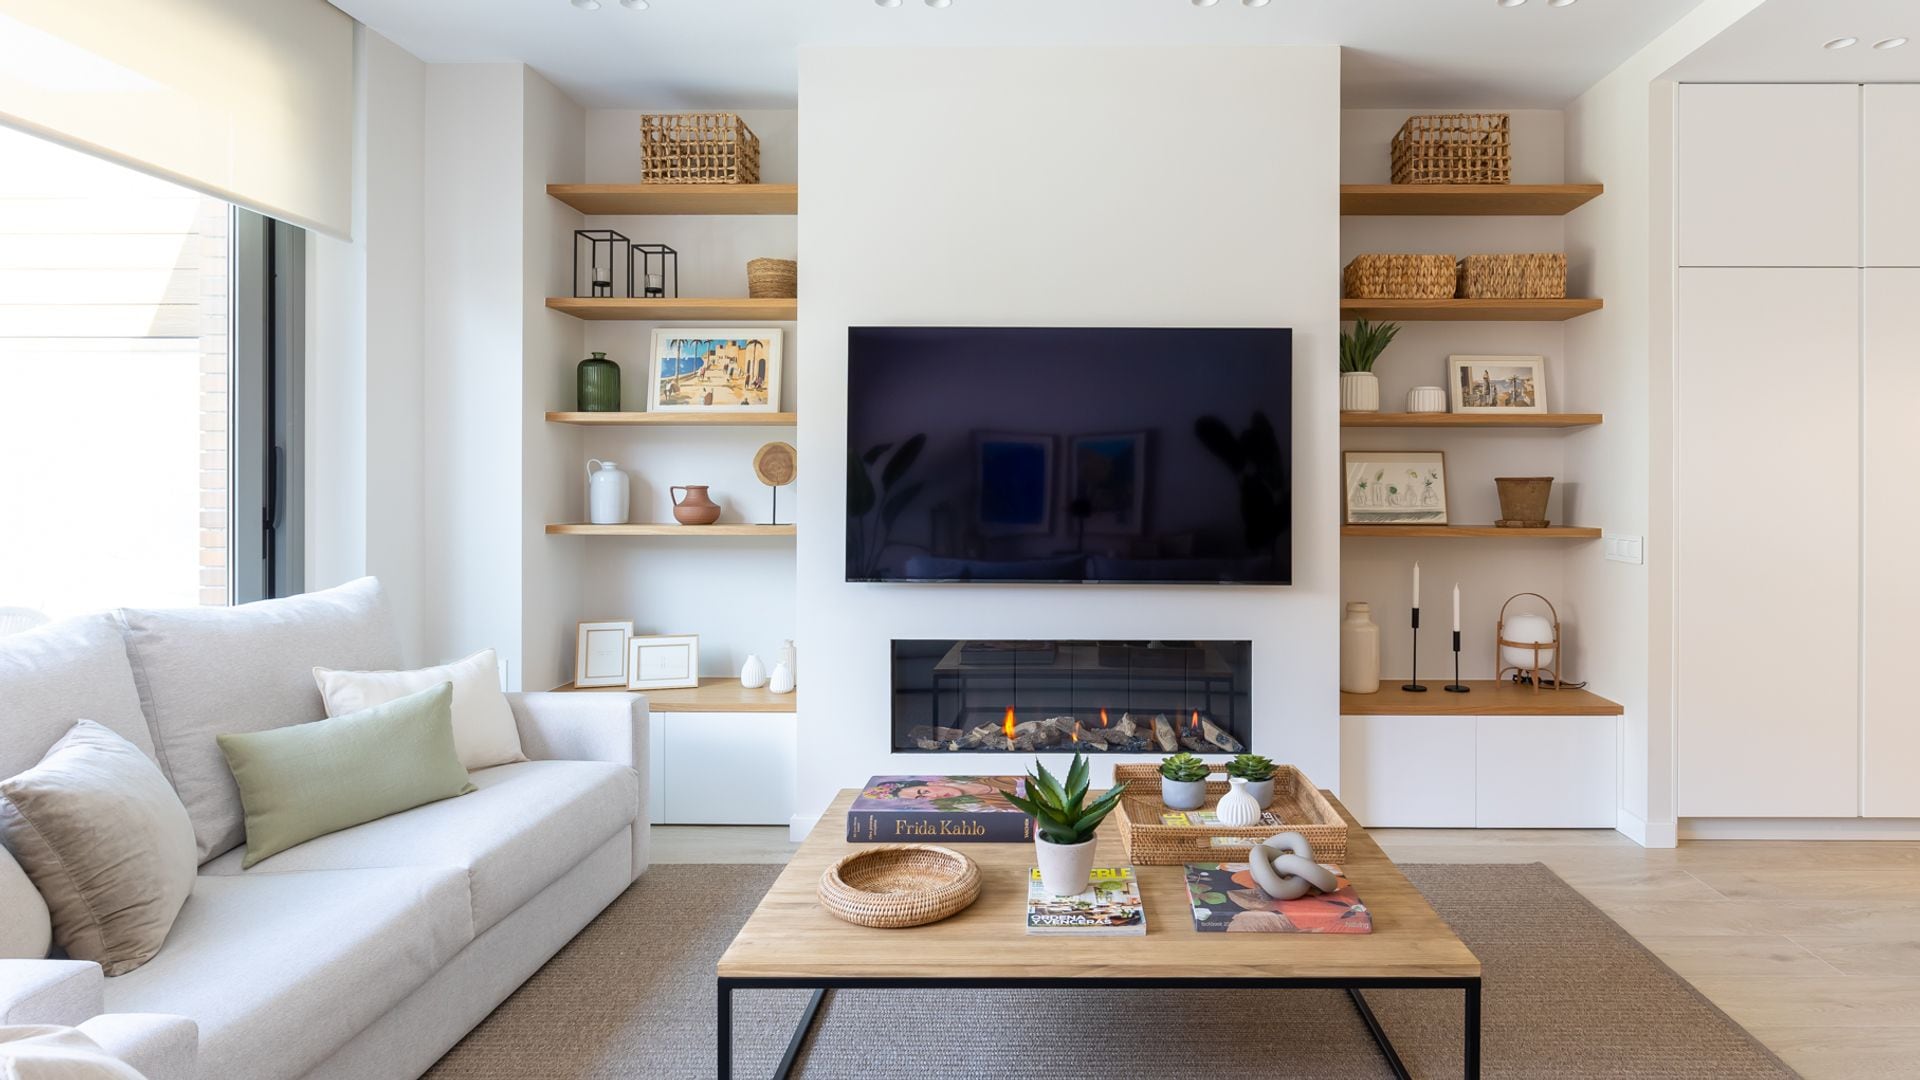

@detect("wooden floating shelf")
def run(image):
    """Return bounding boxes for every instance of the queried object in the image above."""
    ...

[1341,680,1623,717]
[552,677,796,713]
[546,297,795,321]
[1342,524,1602,539]
[1341,412,1602,429]
[547,183,797,216]
[545,523,796,537]
[546,411,797,427]
[1340,184,1602,216]
[1340,298,1603,322]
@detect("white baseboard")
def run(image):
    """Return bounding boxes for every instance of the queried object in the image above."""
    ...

[1616,807,1678,848]
[1680,817,1920,841]
[789,813,819,844]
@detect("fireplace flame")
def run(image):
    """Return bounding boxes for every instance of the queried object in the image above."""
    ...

[1099,707,1110,728]
[1190,709,1201,731]
[1002,705,1017,744]
[1070,723,1080,744]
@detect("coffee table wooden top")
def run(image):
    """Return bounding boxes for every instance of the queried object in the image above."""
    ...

[718,788,1481,982]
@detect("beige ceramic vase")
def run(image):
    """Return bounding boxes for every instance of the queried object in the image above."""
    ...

[1341,602,1382,694]
[670,485,722,526]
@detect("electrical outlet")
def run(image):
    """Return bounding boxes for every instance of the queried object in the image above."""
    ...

[1603,535,1644,565]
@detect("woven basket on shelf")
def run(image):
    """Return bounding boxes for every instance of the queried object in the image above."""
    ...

[1457,253,1567,299]
[747,258,796,299]
[1343,254,1457,299]
[1109,763,1348,866]
[818,844,981,929]
[1391,113,1511,185]
[640,113,761,185]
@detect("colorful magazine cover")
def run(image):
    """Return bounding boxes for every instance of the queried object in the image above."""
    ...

[1159,810,1287,828]
[1183,863,1373,933]
[846,776,1033,842]
[851,776,1026,813]
[1026,867,1147,935]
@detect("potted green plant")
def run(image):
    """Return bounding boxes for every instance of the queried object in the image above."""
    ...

[1003,752,1129,896]
[1340,319,1401,414]
[1227,753,1278,809]
[1159,752,1212,811]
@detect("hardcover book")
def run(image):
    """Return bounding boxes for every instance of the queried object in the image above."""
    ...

[847,776,1033,843]
[1025,867,1146,935]
[1183,863,1373,933]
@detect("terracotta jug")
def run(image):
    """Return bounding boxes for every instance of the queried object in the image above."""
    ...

[671,485,721,526]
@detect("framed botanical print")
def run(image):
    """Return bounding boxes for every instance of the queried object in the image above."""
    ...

[574,621,633,688]
[1448,355,1547,414]
[1344,450,1448,526]
[627,634,701,691]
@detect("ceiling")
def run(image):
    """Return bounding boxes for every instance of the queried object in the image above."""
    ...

[1667,0,1918,83]
[328,0,1714,110]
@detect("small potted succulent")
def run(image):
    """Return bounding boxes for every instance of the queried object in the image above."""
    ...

[1227,753,1278,809]
[1004,752,1128,896]
[1159,752,1212,811]
[1340,318,1401,414]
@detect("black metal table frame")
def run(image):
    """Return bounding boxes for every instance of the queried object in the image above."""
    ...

[718,974,1481,1079]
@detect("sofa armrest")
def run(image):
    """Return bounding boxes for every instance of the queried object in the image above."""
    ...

[78,1014,199,1080]
[0,960,102,1026]
[506,692,650,879]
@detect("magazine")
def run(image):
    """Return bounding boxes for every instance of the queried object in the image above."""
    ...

[1182,863,1372,933]
[1159,810,1286,828]
[1025,867,1147,936]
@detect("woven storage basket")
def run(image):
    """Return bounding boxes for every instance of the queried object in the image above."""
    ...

[1457,253,1567,299]
[818,844,981,928]
[1391,113,1511,185]
[640,113,761,184]
[1343,254,1457,299]
[747,258,796,299]
[1110,764,1348,866]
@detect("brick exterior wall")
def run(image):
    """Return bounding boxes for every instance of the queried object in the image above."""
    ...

[196,201,230,607]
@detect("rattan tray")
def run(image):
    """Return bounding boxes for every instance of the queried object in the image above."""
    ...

[1111,763,1348,865]
[818,844,981,929]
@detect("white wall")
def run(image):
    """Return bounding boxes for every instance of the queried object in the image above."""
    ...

[793,45,1342,832]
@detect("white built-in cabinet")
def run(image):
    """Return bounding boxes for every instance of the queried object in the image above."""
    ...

[1341,715,1617,828]
[1676,84,1920,819]
[646,711,797,825]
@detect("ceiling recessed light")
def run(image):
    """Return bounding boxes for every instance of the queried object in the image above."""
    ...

[1244,0,1272,6]
[875,0,900,7]
[1192,0,1220,7]
[1497,0,1527,8]
[1548,0,1577,7]
[570,0,601,8]
[619,0,646,7]
[1874,36,1909,50]
[925,0,951,6]
[1824,36,1859,49]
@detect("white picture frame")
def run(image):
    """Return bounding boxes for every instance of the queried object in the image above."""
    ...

[1448,354,1547,414]
[648,329,783,413]
[627,633,701,691]
[574,621,633,688]
[1344,450,1449,526]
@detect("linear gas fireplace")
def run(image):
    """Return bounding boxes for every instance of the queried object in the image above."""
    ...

[890,639,1253,754]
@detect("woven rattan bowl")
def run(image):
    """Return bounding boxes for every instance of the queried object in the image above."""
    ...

[818,844,981,929]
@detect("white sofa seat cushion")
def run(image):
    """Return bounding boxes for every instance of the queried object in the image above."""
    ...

[100,866,470,1080]
[201,760,639,935]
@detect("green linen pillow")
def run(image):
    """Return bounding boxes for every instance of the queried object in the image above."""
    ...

[217,681,474,868]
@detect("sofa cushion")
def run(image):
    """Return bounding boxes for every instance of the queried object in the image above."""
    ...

[0,846,49,961]
[116,578,402,864]
[201,760,638,934]
[100,865,470,1080]
[313,649,526,771]
[0,615,154,780]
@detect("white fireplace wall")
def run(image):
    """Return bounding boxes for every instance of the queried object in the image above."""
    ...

[793,46,1342,836]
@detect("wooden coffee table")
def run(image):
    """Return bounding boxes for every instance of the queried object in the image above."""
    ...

[717,788,1481,1079]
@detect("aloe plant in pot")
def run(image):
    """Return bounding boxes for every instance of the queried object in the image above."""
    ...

[1004,753,1128,896]
[1159,752,1212,810]
[1340,319,1401,414]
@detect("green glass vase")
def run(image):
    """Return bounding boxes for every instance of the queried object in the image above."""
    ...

[576,352,621,412]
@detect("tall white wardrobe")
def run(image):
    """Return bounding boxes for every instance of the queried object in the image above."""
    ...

[1676,83,1920,820]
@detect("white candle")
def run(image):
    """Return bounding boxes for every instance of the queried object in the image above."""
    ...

[1452,584,1461,633]
[1412,562,1421,610]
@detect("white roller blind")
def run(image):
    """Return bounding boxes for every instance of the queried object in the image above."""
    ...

[0,0,355,238]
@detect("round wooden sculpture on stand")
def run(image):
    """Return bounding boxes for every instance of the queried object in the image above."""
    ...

[753,441,797,525]
[1497,592,1563,689]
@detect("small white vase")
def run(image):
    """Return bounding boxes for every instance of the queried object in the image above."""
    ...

[1034,835,1097,896]
[1216,777,1263,826]
[1161,776,1207,811]
[739,654,767,689]
[768,660,795,695]
[778,639,796,687]
[1340,371,1380,413]
[1341,602,1382,694]
[1407,386,1447,413]
[586,460,630,525]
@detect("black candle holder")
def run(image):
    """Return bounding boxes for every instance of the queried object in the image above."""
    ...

[632,243,679,299]
[573,229,632,298]
[1445,630,1470,693]
[1402,607,1427,692]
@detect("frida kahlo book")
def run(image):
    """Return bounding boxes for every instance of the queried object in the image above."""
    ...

[1183,862,1373,933]
[846,776,1033,842]
[1026,867,1146,935]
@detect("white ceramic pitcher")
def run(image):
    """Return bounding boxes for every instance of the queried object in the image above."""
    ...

[586,460,630,525]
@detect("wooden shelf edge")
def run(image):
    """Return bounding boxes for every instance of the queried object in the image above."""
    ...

[1342,525,1602,539]
[545,411,797,427]
[1339,298,1604,322]
[546,297,797,321]
[547,183,798,216]
[1340,183,1602,216]
[1340,412,1602,429]
[552,677,797,713]
[1341,680,1623,716]
[546,523,796,536]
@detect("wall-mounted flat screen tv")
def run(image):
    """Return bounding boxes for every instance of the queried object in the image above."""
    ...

[846,326,1291,585]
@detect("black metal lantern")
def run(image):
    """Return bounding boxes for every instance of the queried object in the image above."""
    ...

[632,243,679,299]
[573,230,632,298]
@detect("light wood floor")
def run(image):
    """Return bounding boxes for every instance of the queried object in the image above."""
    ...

[653,824,1920,1079]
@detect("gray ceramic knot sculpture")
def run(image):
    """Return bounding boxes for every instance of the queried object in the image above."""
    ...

[1246,831,1339,901]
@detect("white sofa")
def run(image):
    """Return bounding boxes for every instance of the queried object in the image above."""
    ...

[0,580,649,1080]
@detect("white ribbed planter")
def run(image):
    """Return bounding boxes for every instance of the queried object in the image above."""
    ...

[1340,372,1380,413]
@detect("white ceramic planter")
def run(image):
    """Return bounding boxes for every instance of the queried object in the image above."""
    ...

[1034,835,1097,896]
[1340,372,1380,413]
[1161,776,1208,810]
[1241,776,1276,809]
[1407,385,1447,413]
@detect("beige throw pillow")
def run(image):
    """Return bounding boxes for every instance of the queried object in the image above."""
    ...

[0,845,51,960]
[0,722,195,977]
[313,649,525,771]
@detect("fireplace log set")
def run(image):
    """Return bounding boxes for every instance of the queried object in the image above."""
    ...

[905,711,1245,755]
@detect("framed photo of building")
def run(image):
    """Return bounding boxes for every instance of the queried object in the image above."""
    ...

[627,634,701,691]
[1344,450,1448,526]
[1448,355,1547,414]
[574,621,633,688]
[648,330,782,413]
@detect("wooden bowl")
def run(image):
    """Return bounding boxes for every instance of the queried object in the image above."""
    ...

[818,844,981,929]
